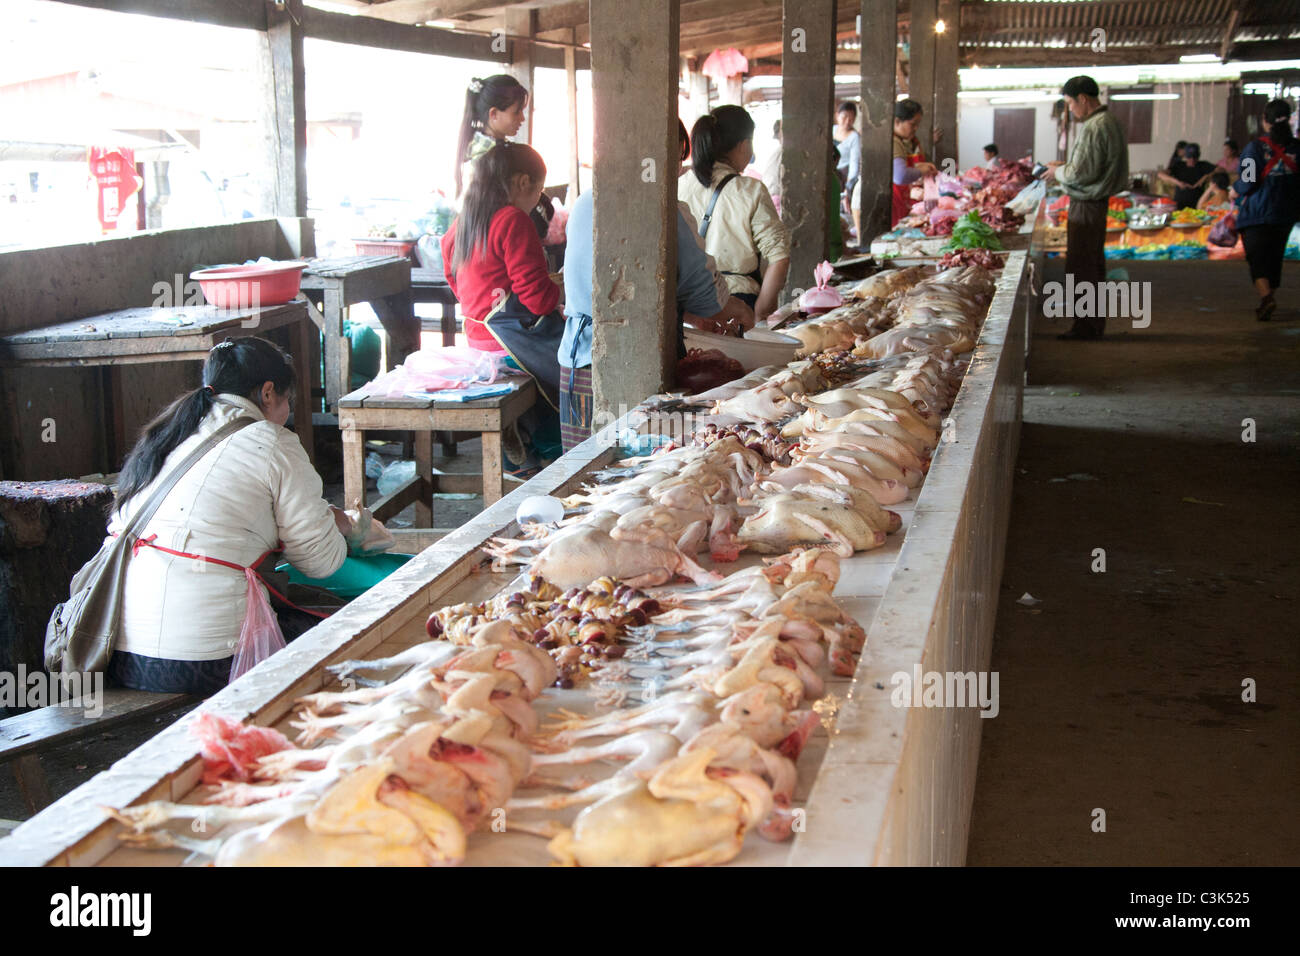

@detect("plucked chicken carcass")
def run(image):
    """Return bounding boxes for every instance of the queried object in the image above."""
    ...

[738,483,901,556]
[545,747,773,866]
[847,266,925,300]
[531,525,722,589]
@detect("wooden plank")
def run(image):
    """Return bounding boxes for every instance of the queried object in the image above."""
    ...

[370,474,423,524]
[909,0,936,146]
[481,428,505,505]
[13,755,52,815]
[0,691,192,763]
[303,6,505,62]
[566,37,582,196]
[341,426,366,512]
[507,7,537,145]
[290,313,316,464]
[932,0,960,169]
[321,286,345,410]
[46,0,267,31]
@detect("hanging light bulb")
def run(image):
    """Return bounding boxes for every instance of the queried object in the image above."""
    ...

[934,19,947,34]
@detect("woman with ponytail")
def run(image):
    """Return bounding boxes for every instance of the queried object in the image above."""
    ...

[105,337,350,695]
[455,74,529,198]
[678,105,790,323]
[1231,99,1300,321]
[441,142,564,467]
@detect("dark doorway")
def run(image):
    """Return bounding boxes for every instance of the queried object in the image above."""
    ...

[993,108,1036,162]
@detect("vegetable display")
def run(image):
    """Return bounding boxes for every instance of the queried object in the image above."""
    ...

[942,211,1005,252]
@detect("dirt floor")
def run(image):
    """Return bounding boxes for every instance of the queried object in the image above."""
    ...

[966,259,1300,865]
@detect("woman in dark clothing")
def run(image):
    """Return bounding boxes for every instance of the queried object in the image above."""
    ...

[1232,100,1300,322]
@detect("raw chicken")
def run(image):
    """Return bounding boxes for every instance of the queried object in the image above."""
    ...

[738,483,900,556]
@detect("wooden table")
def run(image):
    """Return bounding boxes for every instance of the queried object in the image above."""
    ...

[337,377,535,527]
[301,255,418,410]
[0,300,318,462]
[411,266,459,348]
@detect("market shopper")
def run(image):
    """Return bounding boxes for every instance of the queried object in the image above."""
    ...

[983,143,1001,169]
[1158,142,1217,209]
[1041,75,1129,340]
[1220,139,1242,176]
[557,189,754,452]
[835,102,861,217]
[890,99,939,227]
[1198,171,1231,210]
[104,337,350,696]
[441,143,564,466]
[1231,99,1300,322]
[679,105,790,322]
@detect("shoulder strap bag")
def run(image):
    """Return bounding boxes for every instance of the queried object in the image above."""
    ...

[698,173,739,239]
[43,417,253,676]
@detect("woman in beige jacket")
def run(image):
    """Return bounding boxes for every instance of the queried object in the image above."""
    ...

[678,105,791,323]
[105,337,349,695]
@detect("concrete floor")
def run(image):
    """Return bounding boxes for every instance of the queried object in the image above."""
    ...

[967,259,1300,865]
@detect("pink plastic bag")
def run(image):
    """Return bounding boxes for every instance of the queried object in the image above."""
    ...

[362,346,501,397]
[230,568,285,682]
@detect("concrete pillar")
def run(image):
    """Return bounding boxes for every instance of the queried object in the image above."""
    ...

[507,7,535,144]
[590,0,680,419]
[859,0,897,241]
[263,0,307,218]
[933,0,960,169]
[910,0,936,155]
[781,0,837,299]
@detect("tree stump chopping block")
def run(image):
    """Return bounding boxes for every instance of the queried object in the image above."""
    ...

[0,481,114,692]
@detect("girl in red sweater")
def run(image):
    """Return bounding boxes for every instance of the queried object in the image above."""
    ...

[441,143,564,464]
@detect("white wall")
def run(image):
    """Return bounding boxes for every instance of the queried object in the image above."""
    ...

[956,81,1232,175]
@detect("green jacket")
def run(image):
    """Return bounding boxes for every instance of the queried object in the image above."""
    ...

[1059,106,1129,201]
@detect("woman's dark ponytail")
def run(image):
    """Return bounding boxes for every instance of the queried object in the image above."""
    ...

[115,337,295,512]
[691,105,756,187]
[455,74,529,196]
[452,142,546,273]
[1263,98,1294,146]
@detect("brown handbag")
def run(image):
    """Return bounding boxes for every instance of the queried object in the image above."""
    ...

[43,417,252,676]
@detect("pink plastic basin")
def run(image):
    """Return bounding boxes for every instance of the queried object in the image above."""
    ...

[190,262,307,309]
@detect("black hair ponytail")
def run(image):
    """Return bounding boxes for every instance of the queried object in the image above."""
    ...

[894,98,923,123]
[115,336,295,512]
[452,142,547,273]
[1263,99,1294,146]
[691,105,755,187]
[455,74,529,196]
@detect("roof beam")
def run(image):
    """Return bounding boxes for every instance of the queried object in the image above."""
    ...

[1220,0,1245,62]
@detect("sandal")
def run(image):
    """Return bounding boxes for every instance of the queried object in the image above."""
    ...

[1256,295,1276,322]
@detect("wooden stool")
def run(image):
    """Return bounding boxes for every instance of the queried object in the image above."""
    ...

[337,378,536,528]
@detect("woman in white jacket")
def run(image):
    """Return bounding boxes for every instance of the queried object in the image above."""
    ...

[105,337,349,695]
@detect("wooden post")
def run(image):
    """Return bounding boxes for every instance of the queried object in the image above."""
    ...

[590,0,680,420]
[720,74,743,105]
[859,0,897,241]
[910,0,936,155]
[933,0,960,169]
[781,0,837,299]
[686,61,711,125]
[507,6,536,145]
[264,0,307,218]
[566,33,581,196]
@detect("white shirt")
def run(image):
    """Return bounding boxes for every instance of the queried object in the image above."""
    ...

[108,395,346,660]
[677,162,790,297]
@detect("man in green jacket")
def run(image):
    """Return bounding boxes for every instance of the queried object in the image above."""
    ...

[1043,75,1129,340]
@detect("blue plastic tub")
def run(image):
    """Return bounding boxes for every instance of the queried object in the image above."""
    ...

[276,552,413,600]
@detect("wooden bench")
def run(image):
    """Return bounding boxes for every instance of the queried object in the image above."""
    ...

[1,690,193,815]
[337,377,536,528]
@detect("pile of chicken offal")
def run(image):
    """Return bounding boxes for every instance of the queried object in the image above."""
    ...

[107,263,998,867]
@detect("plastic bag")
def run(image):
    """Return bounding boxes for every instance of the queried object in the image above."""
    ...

[362,346,500,397]
[192,712,291,785]
[230,568,286,682]
[1207,211,1237,248]
[376,459,416,496]
[1006,179,1046,215]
